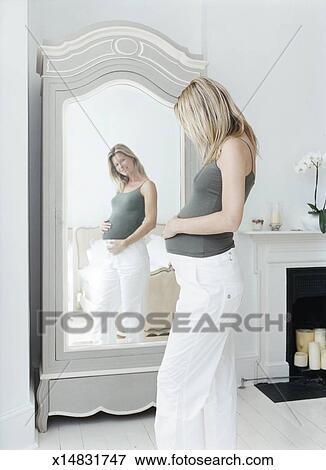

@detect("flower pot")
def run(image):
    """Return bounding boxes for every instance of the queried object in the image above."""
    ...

[301,213,320,231]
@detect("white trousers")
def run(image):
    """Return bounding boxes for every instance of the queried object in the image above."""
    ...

[91,238,150,344]
[154,247,244,450]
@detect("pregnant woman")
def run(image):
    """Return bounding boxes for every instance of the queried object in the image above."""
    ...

[93,143,157,344]
[154,77,258,449]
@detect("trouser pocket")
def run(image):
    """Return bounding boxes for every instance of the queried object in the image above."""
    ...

[223,281,244,314]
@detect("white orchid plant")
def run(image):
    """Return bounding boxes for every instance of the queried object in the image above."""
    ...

[294,151,326,233]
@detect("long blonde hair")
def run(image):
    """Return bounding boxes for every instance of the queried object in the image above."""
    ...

[107,143,148,192]
[174,77,259,166]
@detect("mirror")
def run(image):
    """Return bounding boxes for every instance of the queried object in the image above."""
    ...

[63,82,182,351]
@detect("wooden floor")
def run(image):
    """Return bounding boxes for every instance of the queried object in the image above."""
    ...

[36,385,326,450]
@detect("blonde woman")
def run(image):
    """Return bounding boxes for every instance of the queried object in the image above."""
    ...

[154,77,258,449]
[93,144,157,344]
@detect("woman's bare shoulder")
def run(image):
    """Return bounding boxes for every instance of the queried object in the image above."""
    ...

[222,133,251,148]
[219,136,248,161]
[140,179,157,195]
[219,134,254,173]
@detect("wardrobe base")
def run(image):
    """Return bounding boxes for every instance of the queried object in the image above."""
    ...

[36,371,158,433]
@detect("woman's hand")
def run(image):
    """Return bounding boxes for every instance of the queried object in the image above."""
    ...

[163,216,179,239]
[101,219,112,233]
[106,239,128,254]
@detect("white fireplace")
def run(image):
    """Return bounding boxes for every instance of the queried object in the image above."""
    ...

[236,231,326,384]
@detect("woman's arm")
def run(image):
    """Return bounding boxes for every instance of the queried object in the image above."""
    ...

[163,138,248,238]
[124,180,157,246]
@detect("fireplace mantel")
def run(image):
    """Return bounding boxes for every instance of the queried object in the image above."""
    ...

[237,230,326,381]
[239,230,326,274]
[241,230,325,242]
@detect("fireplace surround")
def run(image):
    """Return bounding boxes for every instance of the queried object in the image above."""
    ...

[238,230,326,384]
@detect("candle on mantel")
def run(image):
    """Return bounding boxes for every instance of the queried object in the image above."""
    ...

[271,202,281,224]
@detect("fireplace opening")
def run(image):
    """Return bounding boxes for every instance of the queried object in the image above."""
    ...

[286,267,326,384]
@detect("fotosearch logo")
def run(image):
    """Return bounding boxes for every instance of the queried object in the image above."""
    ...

[36,311,287,335]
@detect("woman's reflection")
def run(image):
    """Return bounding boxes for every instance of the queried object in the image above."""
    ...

[92,143,157,344]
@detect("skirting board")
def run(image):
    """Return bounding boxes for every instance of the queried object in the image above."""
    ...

[0,401,37,449]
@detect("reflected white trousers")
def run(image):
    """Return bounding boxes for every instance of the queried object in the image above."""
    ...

[91,238,150,344]
[154,247,244,450]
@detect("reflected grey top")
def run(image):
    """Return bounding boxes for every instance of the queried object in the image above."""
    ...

[165,139,256,257]
[103,181,147,240]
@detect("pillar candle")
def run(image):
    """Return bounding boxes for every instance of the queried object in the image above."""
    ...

[271,202,281,224]
[296,329,314,353]
[294,351,308,367]
[321,350,326,370]
[314,328,326,350]
[308,341,321,370]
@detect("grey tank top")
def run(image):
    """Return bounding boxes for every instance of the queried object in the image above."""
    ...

[103,180,147,240]
[165,138,256,257]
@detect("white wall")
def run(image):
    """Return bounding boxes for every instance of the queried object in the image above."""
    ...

[0,0,36,449]
[205,0,326,230]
